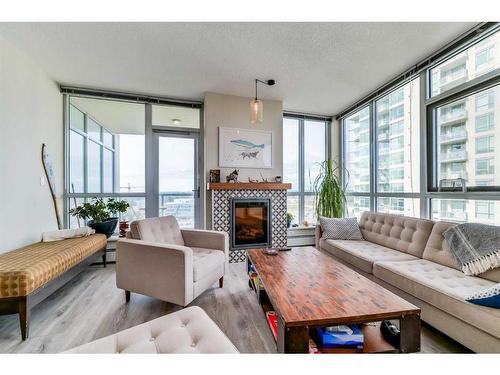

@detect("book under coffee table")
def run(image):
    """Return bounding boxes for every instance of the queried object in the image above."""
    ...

[247,246,421,354]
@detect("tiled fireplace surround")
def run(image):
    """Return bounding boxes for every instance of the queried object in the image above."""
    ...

[208,183,290,262]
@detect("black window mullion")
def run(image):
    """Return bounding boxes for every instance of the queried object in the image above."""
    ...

[298,118,305,224]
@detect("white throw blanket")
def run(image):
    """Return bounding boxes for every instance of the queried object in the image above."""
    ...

[42,227,95,242]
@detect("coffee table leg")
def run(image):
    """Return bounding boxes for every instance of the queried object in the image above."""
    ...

[277,316,309,353]
[399,313,421,353]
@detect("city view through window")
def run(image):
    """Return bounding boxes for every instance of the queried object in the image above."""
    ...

[344,29,500,224]
[68,97,199,229]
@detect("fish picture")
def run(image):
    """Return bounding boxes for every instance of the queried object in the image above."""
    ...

[219,127,272,168]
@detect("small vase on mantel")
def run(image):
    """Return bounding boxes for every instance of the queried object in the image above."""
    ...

[119,220,129,237]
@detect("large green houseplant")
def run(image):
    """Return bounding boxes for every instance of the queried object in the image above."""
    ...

[70,198,129,237]
[312,159,346,220]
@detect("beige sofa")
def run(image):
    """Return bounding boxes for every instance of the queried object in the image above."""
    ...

[315,211,500,353]
[66,306,238,353]
[117,216,229,306]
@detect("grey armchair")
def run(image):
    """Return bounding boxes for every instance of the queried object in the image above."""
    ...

[116,216,228,306]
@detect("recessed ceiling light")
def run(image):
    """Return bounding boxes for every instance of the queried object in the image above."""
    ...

[171,118,181,125]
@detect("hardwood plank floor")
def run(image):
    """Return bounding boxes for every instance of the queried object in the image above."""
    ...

[0,263,469,353]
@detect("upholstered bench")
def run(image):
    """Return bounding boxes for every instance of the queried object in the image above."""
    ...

[0,234,107,340]
[65,306,238,353]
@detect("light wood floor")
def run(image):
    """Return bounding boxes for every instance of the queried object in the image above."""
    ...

[0,262,470,353]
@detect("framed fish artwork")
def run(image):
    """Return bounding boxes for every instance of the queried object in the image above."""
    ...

[218,127,272,168]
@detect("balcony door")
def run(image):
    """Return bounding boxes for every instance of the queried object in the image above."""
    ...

[152,131,200,228]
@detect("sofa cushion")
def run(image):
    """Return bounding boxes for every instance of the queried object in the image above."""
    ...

[373,259,500,338]
[359,212,434,257]
[320,238,418,274]
[129,216,184,246]
[319,217,363,240]
[65,306,238,353]
[192,247,225,282]
[423,221,500,283]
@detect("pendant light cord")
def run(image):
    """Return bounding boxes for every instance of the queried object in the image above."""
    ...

[255,79,258,100]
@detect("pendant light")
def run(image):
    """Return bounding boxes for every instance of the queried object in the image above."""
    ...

[250,79,275,124]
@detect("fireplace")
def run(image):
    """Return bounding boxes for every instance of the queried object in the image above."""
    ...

[230,198,271,250]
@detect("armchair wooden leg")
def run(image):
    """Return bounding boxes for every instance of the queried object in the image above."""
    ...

[219,277,224,288]
[102,253,107,268]
[125,290,131,303]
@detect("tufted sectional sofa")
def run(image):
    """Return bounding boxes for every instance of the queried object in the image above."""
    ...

[315,211,500,353]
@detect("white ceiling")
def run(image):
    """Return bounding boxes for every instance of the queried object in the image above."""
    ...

[0,22,475,115]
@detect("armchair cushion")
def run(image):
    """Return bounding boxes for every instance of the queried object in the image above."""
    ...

[129,216,184,246]
[192,247,225,282]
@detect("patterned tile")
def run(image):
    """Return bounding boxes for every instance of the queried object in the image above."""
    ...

[211,189,288,263]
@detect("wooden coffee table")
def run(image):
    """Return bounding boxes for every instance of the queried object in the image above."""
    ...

[247,246,421,353]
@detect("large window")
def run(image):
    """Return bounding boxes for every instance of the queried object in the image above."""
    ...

[430,31,500,97]
[340,24,500,224]
[283,115,329,226]
[68,98,146,226]
[344,107,370,193]
[432,84,500,190]
[343,78,420,219]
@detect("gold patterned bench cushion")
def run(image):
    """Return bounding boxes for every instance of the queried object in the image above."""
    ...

[0,234,107,298]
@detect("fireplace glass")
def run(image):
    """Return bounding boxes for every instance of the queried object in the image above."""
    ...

[230,198,271,249]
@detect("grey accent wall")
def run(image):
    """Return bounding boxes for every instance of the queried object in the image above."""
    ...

[204,92,284,228]
[0,36,63,253]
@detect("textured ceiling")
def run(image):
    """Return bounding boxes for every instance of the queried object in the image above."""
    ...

[0,22,475,115]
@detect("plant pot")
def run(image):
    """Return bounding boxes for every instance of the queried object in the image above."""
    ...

[287,218,292,228]
[119,220,129,238]
[88,217,118,238]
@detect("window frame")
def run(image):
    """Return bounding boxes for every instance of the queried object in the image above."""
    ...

[283,113,330,226]
[68,104,117,195]
[340,23,500,223]
[63,93,205,229]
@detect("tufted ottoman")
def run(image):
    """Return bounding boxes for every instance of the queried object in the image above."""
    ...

[65,306,238,353]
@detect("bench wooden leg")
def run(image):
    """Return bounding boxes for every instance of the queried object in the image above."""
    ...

[219,277,224,288]
[18,298,30,340]
[125,290,131,303]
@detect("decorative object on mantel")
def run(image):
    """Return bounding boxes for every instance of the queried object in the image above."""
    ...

[259,172,268,183]
[226,169,239,183]
[41,143,62,229]
[275,176,283,183]
[313,159,346,220]
[250,78,276,124]
[219,127,272,168]
[208,182,292,190]
[248,177,259,183]
[209,169,221,183]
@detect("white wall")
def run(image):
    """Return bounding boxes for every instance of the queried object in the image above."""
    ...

[0,36,63,253]
[204,92,283,227]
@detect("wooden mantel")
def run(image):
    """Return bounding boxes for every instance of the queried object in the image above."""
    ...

[207,182,292,190]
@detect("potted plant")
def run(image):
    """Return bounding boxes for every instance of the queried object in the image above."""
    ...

[312,159,346,220]
[286,212,294,228]
[69,198,129,238]
[108,199,131,237]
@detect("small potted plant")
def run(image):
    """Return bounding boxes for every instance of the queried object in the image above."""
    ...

[108,199,131,237]
[69,198,129,238]
[286,212,294,228]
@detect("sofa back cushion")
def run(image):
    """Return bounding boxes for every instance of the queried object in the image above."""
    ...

[129,216,185,246]
[423,220,500,282]
[359,212,434,257]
